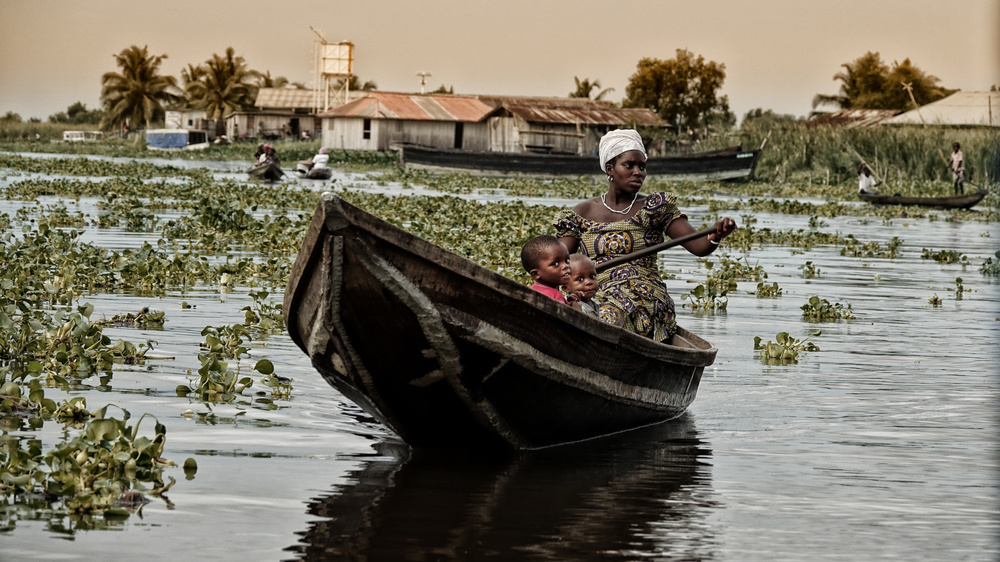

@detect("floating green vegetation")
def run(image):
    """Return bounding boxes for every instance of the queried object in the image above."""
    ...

[801,295,855,321]
[798,261,821,278]
[681,280,731,311]
[955,277,968,299]
[754,331,820,364]
[177,353,256,401]
[98,307,166,329]
[921,248,969,265]
[703,253,767,282]
[0,404,175,517]
[980,251,1000,276]
[0,153,202,181]
[840,235,902,258]
[242,290,284,334]
[750,281,782,298]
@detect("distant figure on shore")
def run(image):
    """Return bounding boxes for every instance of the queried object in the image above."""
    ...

[949,142,965,195]
[858,164,881,195]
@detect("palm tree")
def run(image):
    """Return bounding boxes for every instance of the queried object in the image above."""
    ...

[99,45,181,131]
[569,77,613,101]
[185,47,260,120]
[257,70,289,89]
[336,75,377,91]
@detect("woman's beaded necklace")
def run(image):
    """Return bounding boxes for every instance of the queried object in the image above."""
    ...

[600,192,639,215]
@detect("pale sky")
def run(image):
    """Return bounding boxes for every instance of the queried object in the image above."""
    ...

[2,0,998,123]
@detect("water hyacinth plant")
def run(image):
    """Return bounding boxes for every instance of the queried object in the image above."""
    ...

[754,331,820,364]
[801,296,855,320]
[981,251,1000,275]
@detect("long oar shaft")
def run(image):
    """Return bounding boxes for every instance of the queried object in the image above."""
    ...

[594,227,716,273]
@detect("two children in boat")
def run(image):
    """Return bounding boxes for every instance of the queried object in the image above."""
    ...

[520,235,598,315]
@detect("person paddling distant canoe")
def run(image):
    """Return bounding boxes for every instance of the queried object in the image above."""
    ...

[555,129,737,343]
[858,163,882,195]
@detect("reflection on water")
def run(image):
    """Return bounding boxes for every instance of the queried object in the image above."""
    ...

[289,416,716,561]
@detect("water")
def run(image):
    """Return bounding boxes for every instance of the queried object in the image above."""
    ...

[2,155,998,560]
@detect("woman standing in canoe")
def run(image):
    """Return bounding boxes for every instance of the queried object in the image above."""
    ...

[555,129,737,342]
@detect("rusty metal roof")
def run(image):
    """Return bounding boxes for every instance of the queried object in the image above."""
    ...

[803,108,901,129]
[319,92,494,121]
[477,96,665,127]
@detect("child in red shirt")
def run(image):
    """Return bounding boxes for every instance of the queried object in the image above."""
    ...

[520,235,574,304]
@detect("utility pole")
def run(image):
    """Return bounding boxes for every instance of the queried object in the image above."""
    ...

[416,72,432,94]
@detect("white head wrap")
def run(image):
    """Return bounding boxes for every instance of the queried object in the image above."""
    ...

[598,129,646,172]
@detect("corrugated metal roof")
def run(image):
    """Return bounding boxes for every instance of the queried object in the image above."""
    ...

[320,92,494,121]
[254,87,367,110]
[881,91,1000,127]
[254,88,318,109]
[478,96,665,127]
[803,109,900,129]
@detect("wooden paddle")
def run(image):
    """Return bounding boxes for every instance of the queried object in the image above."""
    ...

[595,227,717,273]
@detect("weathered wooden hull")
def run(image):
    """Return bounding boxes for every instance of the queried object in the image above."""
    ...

[295,162,334,180]
[247,161,284,181]
[394,143,762,181]
[283,193,717,450]
[859,189,987,209]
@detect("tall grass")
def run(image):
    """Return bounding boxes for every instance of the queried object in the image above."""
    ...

[739,121,1000,186]
[0,121,93,142]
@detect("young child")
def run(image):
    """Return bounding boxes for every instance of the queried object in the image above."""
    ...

[566,253,599,315]
[520,235,572,304]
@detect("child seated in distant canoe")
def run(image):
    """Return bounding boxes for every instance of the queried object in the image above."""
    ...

[566,253,599,315]
[520,235,575,305]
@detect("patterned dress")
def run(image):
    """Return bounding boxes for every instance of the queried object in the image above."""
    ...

[554,192,685,342]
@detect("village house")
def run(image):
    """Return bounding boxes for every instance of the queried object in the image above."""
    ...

[318,92,665,155]
[225,88,367,142]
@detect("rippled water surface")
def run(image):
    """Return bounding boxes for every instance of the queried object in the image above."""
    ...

[2,154,998,561]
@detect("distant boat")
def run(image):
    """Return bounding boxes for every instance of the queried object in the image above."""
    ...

[283,193,717,451]
[859,188,987,209]
[247,160,284,182]
[393,140,766,181]
[295,160,334,180]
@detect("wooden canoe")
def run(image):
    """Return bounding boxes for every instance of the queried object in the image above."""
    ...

[247,160,284,181]
[393,142,763,181]
[858,188,987,209]
[283,193,717,451]
[295,161,334,180]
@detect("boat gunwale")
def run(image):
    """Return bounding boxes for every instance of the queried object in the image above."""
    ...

[301,192,717,369]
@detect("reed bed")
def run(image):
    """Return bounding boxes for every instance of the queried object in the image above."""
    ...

[738,120,1000,186]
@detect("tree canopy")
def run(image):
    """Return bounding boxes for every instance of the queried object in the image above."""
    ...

[99,45,181,130]
[623,49,734,135]
[184,47,260,120]
[812,51,954,111]
[569,77,613,101]
[49,102,103,124]
[336,75,378,91]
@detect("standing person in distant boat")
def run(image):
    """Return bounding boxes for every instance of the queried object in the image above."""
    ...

[949,142,965,195]
[858,163,881,194]
[555,129,737,342]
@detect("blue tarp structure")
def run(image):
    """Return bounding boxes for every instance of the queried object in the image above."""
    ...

[146,129,189,149]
